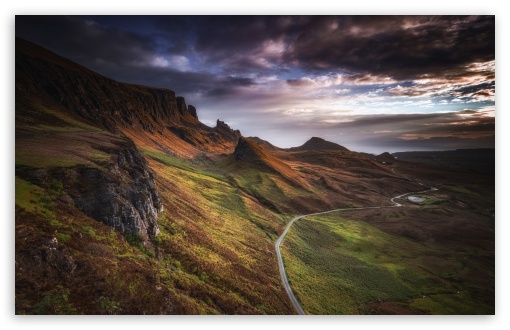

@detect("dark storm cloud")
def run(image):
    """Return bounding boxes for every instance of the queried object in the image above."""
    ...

[15,15,495,153]
[15,16,157,68]
[93,64,257,96]
[454,82,495,96]
[152,15,494,80]
[15,16,257,96]
[192,16,287,65]
[16,15,495,88]
[284,15,494,80]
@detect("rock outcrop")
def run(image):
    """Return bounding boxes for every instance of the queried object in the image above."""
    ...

[176,96,198,119]
[215,120,241,141]
[375,152,396,164]
[21,140,163,243]
[70,142,162,242]
[232,137,300,181]
[234,136,261,161]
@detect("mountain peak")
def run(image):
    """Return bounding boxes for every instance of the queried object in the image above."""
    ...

[308,137,326,143]
[375,152,396,164]
[289,137,349,152]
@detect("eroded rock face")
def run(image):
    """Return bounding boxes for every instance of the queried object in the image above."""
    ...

[23,141,162,243]
[187,105,197,119]
[216,119,241,142]
[68,143,163,241]
[16,38,191,133]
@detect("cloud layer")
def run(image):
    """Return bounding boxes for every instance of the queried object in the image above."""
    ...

[15,15,495,153]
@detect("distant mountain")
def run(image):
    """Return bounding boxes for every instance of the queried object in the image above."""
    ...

[375,152,396,164]
[288,137,349,152]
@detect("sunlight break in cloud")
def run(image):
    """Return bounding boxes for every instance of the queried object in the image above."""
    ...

[150,55,190,71]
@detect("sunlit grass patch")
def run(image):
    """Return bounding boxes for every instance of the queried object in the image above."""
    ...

[282,212,492,314]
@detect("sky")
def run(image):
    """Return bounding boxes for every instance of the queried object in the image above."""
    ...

[15,15,495,153]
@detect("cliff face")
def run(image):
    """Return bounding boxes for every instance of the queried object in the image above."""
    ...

[16,38,243,156]
[15,38,191,134]
[15,39,170,243]
[176,96,198,119]
[70,142,163,241]
[19,139,163,243]
[215,120,241,141]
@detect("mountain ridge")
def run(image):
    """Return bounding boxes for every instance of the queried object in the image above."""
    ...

[16,37,241,158]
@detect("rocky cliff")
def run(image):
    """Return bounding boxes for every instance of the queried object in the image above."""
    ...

[18,139,162,244]
[69,142,163,242]
[15,38,193,134]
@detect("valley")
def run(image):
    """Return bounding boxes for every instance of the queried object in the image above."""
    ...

[14,38,495,315]
[279,163,494,314]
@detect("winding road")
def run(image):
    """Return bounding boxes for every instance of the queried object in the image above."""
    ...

[275,180,438,315]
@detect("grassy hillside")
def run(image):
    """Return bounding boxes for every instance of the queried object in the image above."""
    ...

[16,140,296,314]
[281,184,494,315]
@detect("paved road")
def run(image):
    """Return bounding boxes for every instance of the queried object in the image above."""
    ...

[275,181,437,315]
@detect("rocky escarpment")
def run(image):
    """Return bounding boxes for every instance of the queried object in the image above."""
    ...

[15,38,194,134]
[19,140,163,244]
[176,96,198,119]
[215,120,241,141]
[234,137,264,162]
[232,137,301,184]
[166,119,242,153]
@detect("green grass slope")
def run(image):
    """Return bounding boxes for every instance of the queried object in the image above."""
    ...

[281,188,494,315]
